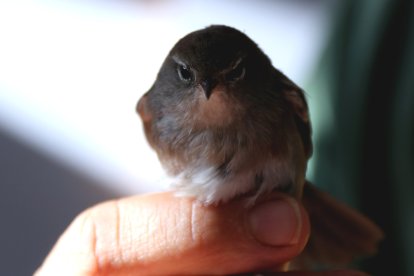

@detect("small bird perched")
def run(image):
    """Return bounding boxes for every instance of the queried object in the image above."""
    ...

[137,25,383,268]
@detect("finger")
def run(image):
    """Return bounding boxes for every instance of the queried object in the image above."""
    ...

[35,192,310,275]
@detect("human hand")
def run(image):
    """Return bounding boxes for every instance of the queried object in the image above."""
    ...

[35,192,365,275]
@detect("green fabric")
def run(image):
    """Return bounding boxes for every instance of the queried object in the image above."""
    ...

[307,0,414,275]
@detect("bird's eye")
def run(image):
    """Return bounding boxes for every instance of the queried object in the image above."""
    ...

[177,64,193,83]
[225,61,245,82]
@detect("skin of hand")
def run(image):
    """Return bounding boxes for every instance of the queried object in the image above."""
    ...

[34,192,366,276]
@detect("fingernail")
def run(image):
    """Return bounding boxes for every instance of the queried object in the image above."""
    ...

[248,197,302,246]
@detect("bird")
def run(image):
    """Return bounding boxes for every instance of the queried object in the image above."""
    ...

[136,25,383,268]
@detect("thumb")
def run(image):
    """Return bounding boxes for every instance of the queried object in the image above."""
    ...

[35,192,310,275]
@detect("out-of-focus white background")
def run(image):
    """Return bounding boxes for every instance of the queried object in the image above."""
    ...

[0,0,338,274]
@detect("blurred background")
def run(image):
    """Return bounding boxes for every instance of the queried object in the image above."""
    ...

[0,0,412,275]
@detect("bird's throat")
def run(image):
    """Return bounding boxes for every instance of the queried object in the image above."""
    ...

[194,86,241,128]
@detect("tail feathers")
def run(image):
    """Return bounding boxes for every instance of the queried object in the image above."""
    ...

[296,182,384,268]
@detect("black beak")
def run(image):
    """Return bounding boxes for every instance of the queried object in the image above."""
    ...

[201,79,217,99]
